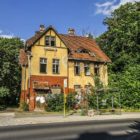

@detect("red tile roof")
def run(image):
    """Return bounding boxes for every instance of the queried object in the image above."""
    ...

[59,34,111,62]
[26,26,111,63]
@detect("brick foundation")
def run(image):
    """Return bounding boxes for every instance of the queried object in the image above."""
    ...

[20,75,71,111]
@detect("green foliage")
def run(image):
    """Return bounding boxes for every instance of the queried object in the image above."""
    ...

[45,94,64,112]
[0,37,24,106]
[20,102,29,111]
[0,87,9,98]
[97,2,140,109]
[66,93,77,110]
[45,93,78,112]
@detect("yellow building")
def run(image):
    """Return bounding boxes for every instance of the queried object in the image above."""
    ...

[19,25,111,110]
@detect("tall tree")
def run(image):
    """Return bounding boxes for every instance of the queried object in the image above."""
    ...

[96,2,140,109]
[0,37,24,106]
[97,2,140,72]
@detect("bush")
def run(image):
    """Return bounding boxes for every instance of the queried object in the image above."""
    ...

[66,93,77,110]
[20,102,29,111]
[0,105,7,111]
[45,93,78,112]
[45,94,64,112]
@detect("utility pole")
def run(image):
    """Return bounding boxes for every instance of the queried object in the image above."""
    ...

[63,79,67,117]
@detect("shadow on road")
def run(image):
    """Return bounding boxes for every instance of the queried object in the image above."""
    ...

[76,121,140,140]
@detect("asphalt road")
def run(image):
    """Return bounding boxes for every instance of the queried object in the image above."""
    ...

[0,118,140,140]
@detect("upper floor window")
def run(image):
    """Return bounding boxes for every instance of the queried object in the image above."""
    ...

[74,62,80,76]
[45,36,56,47]
[40,58,47,73]
[84,63,90,76]
[94,64,100,76]
[53,59,59,74]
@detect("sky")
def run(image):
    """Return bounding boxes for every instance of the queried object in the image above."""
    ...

[0,0,139,40]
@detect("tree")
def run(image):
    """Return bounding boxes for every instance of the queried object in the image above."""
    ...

[96,2,140,72]
[96,2,140,109]
[0,37,24,106]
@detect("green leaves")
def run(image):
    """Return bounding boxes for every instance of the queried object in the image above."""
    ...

[0,37,24,106]
[0,87,9,98]
[97,2,140,109]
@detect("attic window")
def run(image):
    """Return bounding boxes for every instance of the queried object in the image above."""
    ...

[76,48,89,53]
[45,36,56,47]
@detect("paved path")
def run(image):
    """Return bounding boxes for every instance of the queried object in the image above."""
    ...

[0,112,140,127]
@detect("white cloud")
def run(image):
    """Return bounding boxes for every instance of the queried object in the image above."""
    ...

[0,34,14,39]
[0,29,25,42]
[0,29,14,38]
[95,0,140,15]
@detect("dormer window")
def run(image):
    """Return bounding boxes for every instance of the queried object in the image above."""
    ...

[45,36,56,47]
[76,48,89,53]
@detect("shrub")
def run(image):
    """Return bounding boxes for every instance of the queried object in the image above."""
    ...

[0,105,7,111]
[66,93,77,110]
[20,102,29,111]
[45,94,64,112]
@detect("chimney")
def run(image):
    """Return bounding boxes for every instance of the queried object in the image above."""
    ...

[68,28,75,36]
[40,25,45,32]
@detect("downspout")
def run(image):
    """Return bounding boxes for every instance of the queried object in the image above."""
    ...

[27,51,32,104]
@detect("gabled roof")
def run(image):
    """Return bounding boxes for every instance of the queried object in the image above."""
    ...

[25,26,111,63]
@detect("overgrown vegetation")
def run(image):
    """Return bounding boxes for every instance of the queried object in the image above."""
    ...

[96,2,140,109]
[45,93,77,112]
[0,38,24,108]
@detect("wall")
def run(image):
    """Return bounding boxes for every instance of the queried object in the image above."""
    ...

[68,61,108,90]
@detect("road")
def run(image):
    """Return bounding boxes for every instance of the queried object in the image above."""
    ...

[0,118,140,140]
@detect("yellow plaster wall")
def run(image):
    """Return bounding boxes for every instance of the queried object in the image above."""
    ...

[31,29,68,76]
[21,66,29,90]
[68,61,94,89]
[68,61,108,89]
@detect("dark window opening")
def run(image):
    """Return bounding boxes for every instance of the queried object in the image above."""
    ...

[45,36,56,47]
[74,62,80,75]
[94,64,99,76]
[76,48,89,53]
[40,58,47,73]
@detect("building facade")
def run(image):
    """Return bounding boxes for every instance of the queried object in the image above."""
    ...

[19,25,111,111]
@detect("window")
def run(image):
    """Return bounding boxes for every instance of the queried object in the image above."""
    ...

[84,63,90,76]
[45,36,56,47]
[53,59,59,74]
[40,58,47,73]
[74,62,80,75]
[94,64,99,76]
[76,48,89,53]
[74,85,81,92]
[85,85,91,94]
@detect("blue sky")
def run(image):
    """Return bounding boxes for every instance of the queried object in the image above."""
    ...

[0,0,139,40]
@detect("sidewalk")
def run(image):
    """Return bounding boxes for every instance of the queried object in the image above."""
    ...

[0,112,140,127]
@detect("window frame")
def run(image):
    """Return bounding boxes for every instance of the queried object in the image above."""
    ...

[52,59,60,74]
[94,64,100,76]
[40,58,47,73]
[84,63,90,76]
[45,36,56,47]
[74,62,80,76]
